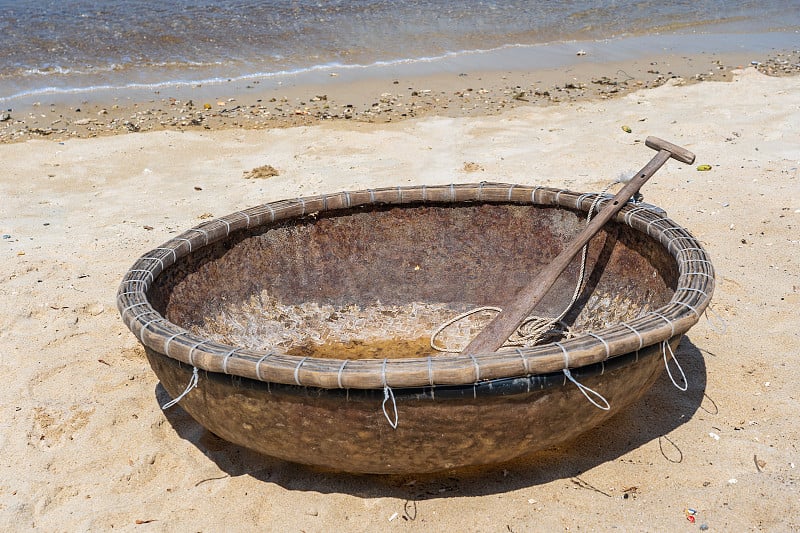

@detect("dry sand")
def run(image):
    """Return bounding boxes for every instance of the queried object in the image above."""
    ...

[1,66,799,531]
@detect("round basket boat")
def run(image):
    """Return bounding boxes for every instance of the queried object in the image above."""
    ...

[118,183,714,474]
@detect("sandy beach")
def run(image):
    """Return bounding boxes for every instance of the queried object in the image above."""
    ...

[1,58,799,531]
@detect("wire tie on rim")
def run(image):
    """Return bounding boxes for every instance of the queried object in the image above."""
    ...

[620,322,643,361]
[587,332,611,360]
[163,331,185,356]
[650,311,676,337]
[222,348,239,375]
[128,268,160,283]
[174,237,193,253]
[191,227,209,246]
[122,301,148,315]
[161,366,199,410]
[138,317,163,343]
[516,348,530,374]
[674,300,701,319]
[468,353,481,381]
[188,340,205,367]
[337,359,348,389]
[293,356,308,386]
[624,206,648,225]
[680,270,715,282]
[531,185,542,204]
[255,352,272,381]
[554,341,571,369]
[155,247,178,263]
[662,340,688,391]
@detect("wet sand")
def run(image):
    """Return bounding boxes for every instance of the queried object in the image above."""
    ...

[3,49,798,144]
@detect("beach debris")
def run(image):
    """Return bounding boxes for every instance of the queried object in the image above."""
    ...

[685,508,697,523]
[754,454,766,471]
[84,302,105,316]
[243,164,280,179]
[576,49,586,56]
[388,512,399,522]
[700,525,709,531]
[697,164,712,171]
[728,478,737,484]
[203,103,212,110]
[621,125,632,133]
[709,431,720,440]
[462,162,484,172]
[621,486,639,499]
[0,111,10,121]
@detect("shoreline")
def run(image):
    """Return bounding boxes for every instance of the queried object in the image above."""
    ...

[2,39,798,144]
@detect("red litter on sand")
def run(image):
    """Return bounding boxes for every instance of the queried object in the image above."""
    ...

[685,508,698,523]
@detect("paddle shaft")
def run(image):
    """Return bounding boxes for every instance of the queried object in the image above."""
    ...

[459,137,695,355]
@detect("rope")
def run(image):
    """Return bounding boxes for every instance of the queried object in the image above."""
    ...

[431,181,620,353]
[161,366,199,409]
[704,305,728,335]
[662,340,688,391]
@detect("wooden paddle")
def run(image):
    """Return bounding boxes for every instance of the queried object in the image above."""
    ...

[459,136,696,355]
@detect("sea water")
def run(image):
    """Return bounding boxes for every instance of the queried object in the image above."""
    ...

[1,0,798,104]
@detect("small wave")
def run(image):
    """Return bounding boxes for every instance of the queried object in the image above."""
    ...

[0,44,543,102]
[12,59,228,79]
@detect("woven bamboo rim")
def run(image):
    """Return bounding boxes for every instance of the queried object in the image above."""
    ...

[118,183,715,390]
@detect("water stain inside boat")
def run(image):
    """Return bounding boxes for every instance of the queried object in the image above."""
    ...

[194,292,495,355]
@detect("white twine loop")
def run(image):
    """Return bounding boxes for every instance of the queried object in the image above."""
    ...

[563,368,610,411]
[662,340,688,391]
[704,305,728,335]
[382,385,399,429]
[381,359,398,429]
[430,306,501,352]
[161,366,199,409]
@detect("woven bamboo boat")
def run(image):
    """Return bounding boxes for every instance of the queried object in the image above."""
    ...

[118,183,714,474]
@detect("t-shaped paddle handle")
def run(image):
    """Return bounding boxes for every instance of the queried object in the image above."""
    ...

[645,136,695,164]
[458,136,695,356]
